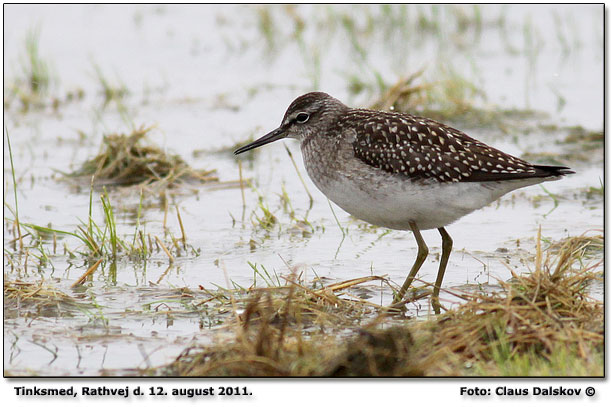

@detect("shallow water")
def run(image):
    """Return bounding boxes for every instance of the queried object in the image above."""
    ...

[3,4,603,375]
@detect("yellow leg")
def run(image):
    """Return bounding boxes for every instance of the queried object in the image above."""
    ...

[392,221,428,305]
[432,227,453,314]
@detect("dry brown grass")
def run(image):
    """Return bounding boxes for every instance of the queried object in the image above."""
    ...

[161,231,603,377]
[413,232,603,376]
[70,126,218,190]
[368,69,431,112]
[163,275,388,376]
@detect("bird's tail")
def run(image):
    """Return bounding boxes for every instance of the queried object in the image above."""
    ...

[532,165,575,177]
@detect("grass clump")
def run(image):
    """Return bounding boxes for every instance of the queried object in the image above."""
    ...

[523,124,603,165]
[93,64,129,105]
[4,28,85,112]
[19,186,192,268]
[160,230,602,377]
[161,275,388,376]
[545,233,603,259]
[561,125,604,153]
[413,234,603,376]
[70,126,218,189]
[6,126,195,280]
[364,69,545,131]
[23,28,51,96]
[4,27,52,111]
[4,280,86,319]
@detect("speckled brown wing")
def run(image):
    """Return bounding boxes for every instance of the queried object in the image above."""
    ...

[347,109,572,183]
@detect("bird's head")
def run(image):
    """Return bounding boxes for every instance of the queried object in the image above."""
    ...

[234,92,346,154]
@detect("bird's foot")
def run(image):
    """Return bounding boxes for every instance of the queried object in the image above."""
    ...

[385,295,409,315]
[431,296,448,315]
[431,298,441,314]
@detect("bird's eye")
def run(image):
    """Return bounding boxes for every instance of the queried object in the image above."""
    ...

[295,112,310,123]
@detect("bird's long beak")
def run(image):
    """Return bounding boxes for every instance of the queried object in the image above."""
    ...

[234,127,286,155]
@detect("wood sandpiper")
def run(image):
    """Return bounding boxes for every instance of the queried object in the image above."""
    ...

[234,92,574,312]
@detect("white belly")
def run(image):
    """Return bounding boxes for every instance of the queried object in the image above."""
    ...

[308,168,546,231]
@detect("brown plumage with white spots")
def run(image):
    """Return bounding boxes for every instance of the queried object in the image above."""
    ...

[346,109,570,183]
